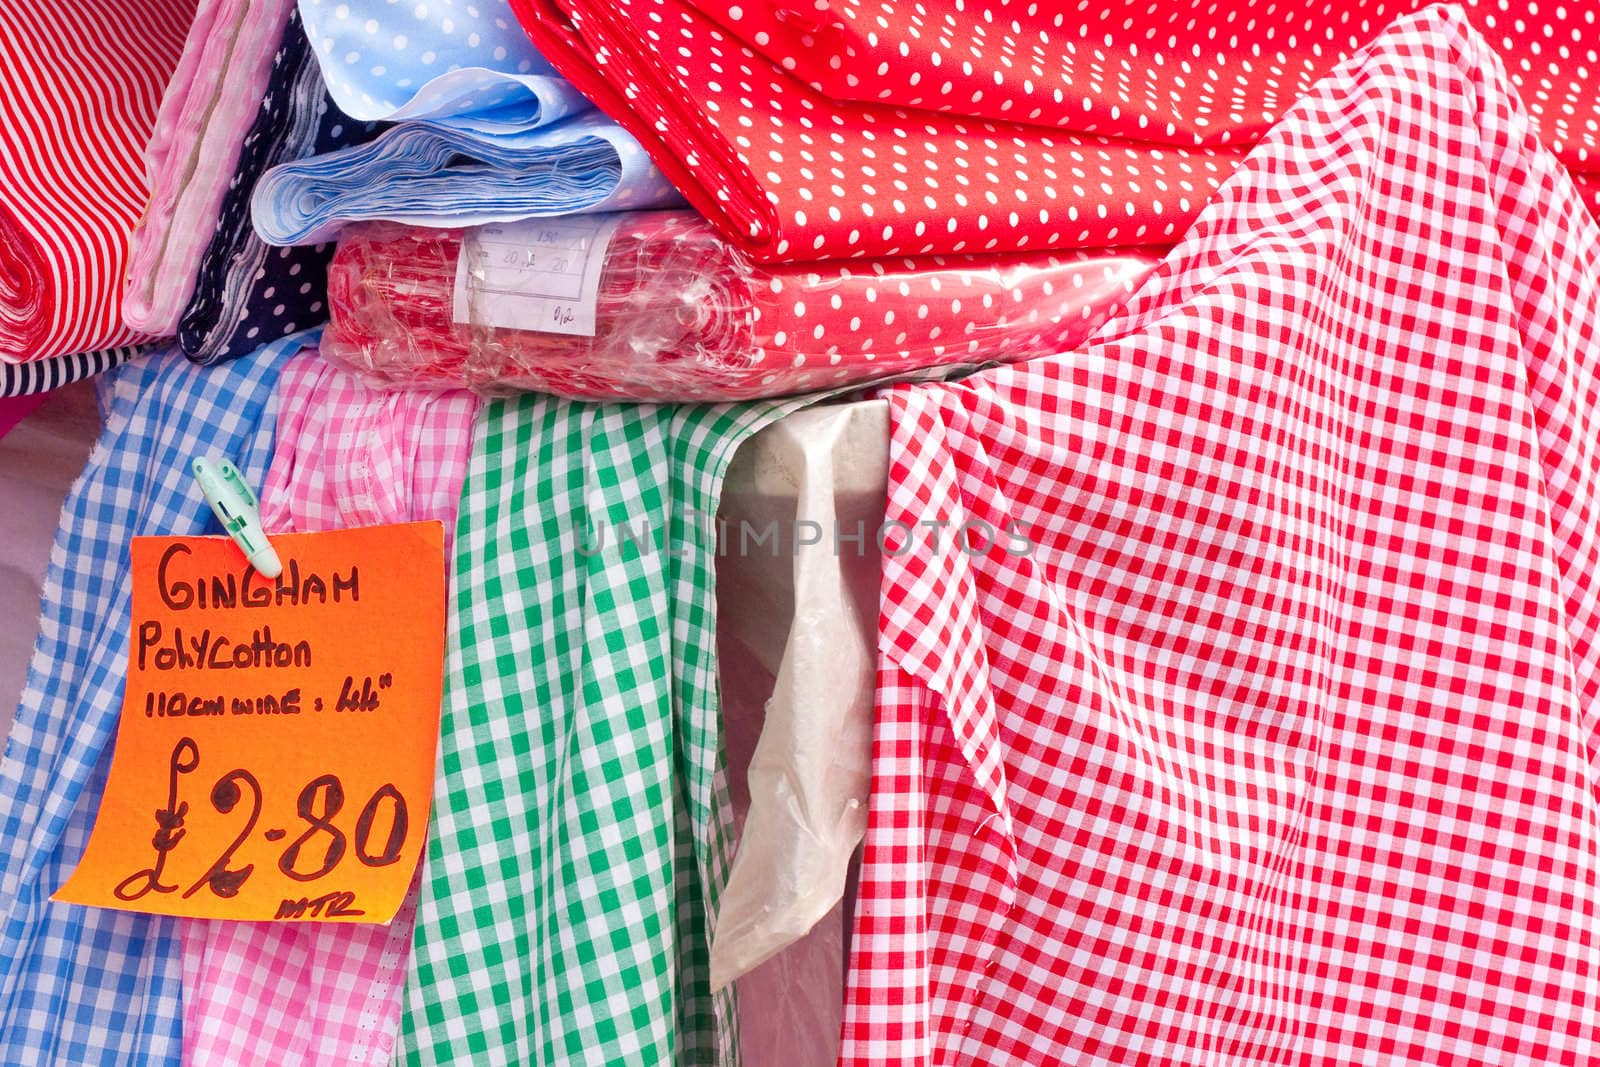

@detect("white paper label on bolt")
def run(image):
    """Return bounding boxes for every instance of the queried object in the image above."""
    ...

[453,215,624,337]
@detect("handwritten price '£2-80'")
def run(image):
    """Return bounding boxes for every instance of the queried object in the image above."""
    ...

[54,522,446,923]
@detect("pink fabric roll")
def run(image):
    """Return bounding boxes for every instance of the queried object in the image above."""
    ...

[122,0,297,335]
[179,352,481,1067]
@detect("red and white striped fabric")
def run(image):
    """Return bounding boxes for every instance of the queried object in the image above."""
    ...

[0,0,193,361]
[845,7,1600,1066]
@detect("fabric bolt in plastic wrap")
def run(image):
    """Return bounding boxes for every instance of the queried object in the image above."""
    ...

[513,0,1600,260]
[0,0,194,360]
[251,112,683,246]
[844,8,1600,1065]
[321,212,1161,401]
[121,0,298,336]
[0,331,314,1066]
[178,10,381,365]
[299,0,592,127]
[181,355,480,1067]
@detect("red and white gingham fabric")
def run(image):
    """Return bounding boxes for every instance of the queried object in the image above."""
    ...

[844,7,1600,1065]
[179,352,481,1067]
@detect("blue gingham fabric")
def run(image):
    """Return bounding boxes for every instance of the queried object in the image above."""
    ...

[0,331,316,1066]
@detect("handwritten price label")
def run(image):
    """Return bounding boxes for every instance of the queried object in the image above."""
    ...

[54,522,446,923]
[451,214,623,337]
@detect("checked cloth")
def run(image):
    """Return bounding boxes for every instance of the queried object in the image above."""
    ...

[399,392,809,1065]
[844,7,1600,1066]
[0,332,313,1066]
[180,355,481,1067]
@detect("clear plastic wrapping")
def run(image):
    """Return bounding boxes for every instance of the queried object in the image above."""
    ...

[323,211,1162,401]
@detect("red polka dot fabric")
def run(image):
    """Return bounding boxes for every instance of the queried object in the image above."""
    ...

[845,8,1600,1065]
[512,0,1247,260]
[696,0,1600,155]
[320,214,1159,400]
[510,0,1599,262]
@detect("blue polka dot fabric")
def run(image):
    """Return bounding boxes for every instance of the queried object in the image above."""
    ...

[180,10,381,365]
[298,0,592,128]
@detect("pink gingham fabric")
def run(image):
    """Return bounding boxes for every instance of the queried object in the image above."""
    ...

[180,352,481,1067]
[843,7,1600,1066]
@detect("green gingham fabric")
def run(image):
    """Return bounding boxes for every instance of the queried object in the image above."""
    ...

[401,393,810,1066]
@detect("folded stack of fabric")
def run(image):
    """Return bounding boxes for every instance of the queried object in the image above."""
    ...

[511,0,1600,258]
[252,112,681,245]
[172,8,383,364]
[248,0,682,247]
[320,214,1161,400]
[120,2,382,364]
[265,0,1177,404]
[121,0,299,338]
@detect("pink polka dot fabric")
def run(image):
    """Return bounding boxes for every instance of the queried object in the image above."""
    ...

[510,0,1599,262]
[319,213,1160,400]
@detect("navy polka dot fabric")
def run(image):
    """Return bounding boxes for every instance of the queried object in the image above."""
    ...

[178,9,380,365]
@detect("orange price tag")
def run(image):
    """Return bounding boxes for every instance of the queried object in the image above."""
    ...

[54,522,446,923]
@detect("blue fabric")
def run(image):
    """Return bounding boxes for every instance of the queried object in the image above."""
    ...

[179,11,380,365]
[251,110,685,246]
[0,331,317,1066]
[298,0,591,126]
